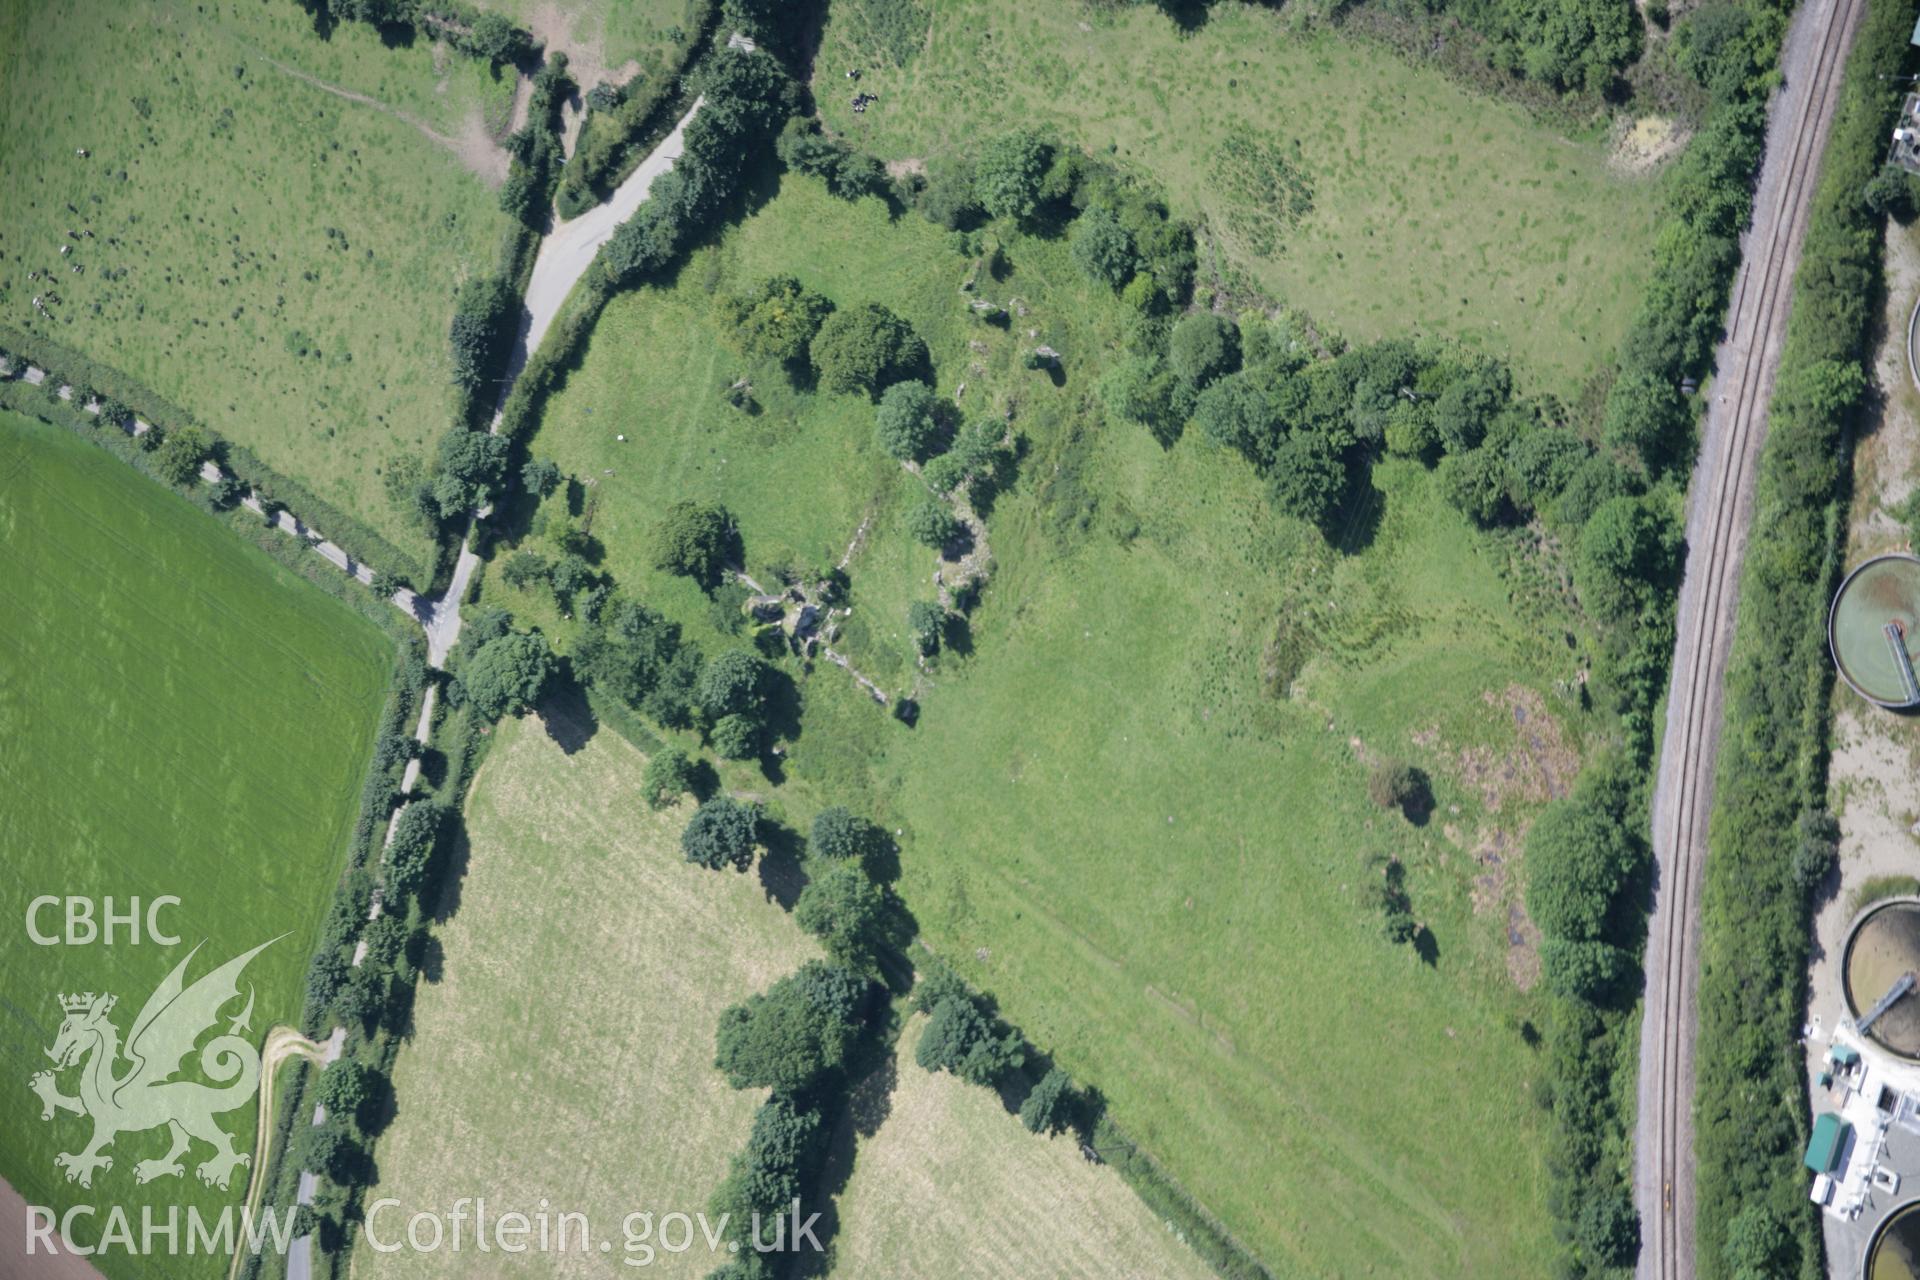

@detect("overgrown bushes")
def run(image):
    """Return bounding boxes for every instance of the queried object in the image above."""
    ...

[447,275,517,425]
[303,0,534,65]
[500,54,575,228]
[596,47,796,291]
[555,1,720,216]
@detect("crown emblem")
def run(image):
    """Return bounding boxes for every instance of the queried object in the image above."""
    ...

[59,992,112,1015]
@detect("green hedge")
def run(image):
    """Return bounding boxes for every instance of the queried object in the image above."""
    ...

[1693,2,1915,1276]
[1090,1113,1275,1280]
[311,0,533,65]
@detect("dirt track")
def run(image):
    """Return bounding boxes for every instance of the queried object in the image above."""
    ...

[1633,0,1868,1272]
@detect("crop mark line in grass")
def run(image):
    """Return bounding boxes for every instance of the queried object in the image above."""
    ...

[245,48,474,170]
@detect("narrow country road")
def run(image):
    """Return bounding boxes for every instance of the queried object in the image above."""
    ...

[1634,0,1867,1272]
[431,95,704,657]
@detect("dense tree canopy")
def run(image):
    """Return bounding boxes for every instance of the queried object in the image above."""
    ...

[430,428,511,519]
[1603,368,1691,473]
[1525,794,1638,941]
[709,1096,822,1227]
[973,130,1053,225]
[811,303,928,397]
[874,380,943,462]
[696,649,770,722]
[795,861,892,967]
[1168,313,1240,389]
[916,994,1025,1087]
[1576,494,1680,621]
[718,274,834,370]
[714,969,859,1092]
[905,494,960,549]
[1019,1067,1074,1135]
[448,275,516,398]
[1070,205,1140,289]
[153,426,211,487]
[642,746,699,810]
[461,630,554,722]
[1265,431,1346,532]
[682,794,760,872]
[809,806,878,863]
[651,500,736,590]
[572,596,699,725]
[315,1060,381,1128]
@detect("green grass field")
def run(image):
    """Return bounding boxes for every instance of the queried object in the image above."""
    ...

[0,411,391,1267]
[0,0,514,570]
[815,0,1668,395]
[506,167,1596,1274]
[356,712,821,1280]
[869,440,1586,1277]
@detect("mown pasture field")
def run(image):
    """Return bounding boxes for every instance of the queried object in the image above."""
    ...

[827,1015,1215,1280]
[0,410,391,1267]
[814,0,1668,395]
[354,713,821,1280]
[0,0,514,571]
[508,165,1598,1275]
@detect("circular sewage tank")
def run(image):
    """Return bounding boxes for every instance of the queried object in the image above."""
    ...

[1846,900,1920,1060]
[1868,1201,1920,1280]
[1830,555,1920,708]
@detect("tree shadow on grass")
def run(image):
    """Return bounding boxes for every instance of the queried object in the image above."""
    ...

[1414,925,1440,968]
[1333,467,1385,557]
[413,931,446,985]
[791,1003,902,1279]
[757,820,810,911]
[536,678,599,755]
[425,810,472,927]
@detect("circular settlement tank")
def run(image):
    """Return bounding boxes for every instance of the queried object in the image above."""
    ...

[1846,900,1920,1060]
[1830,555,1920,708]
[1868,1201,1920,1280]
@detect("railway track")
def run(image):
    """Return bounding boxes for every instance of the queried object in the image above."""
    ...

[1634,0,1868,1273]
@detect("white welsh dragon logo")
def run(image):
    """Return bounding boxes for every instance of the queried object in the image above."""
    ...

[29,938,281,1191]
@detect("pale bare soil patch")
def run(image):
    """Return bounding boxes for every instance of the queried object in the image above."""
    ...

[1421,683,1575,990]
[1850,221,1920,548]
[826,1017,1216,1280]
[1608,114,1692,175]
[353,714,817,1280]
[524,2,642,154]
[255,51,510,185]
